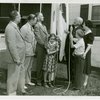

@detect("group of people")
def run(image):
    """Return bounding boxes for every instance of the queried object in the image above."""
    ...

[5,10,60,95]
[4,10,94,95]
[65,17,94,91]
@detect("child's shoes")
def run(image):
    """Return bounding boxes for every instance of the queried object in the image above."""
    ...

[44,82,49,88]
[48,82,54,88]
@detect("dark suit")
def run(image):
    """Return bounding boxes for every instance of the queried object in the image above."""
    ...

[34,22,49,83]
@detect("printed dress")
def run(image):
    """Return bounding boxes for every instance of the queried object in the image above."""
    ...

[43,40,59,73]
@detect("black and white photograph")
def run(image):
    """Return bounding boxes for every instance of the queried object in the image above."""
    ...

[0,0,100,97]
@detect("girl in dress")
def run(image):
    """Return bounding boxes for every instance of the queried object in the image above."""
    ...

[43,34,60,88]
[70,27,85,90]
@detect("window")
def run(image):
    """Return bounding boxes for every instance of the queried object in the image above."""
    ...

[0,3,18,33]
[0,3,18,17]
[92,5,100,20]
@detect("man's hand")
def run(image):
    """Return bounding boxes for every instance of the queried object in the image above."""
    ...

[16,60,21,66]
[73,38,78,43]
[64,30,69,34]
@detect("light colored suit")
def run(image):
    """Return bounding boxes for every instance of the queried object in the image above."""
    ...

[34,22,49,83]
[34,22,49,46]
[5,21,25,95]
[20,22,36,84]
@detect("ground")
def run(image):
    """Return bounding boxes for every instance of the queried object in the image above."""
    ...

[0,63,100,96]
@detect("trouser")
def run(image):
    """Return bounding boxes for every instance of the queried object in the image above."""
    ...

[24,56,33,84]
[73,55,85,89]
[36,43,46,83]
[66,55,75,83]
[7,63,25,95]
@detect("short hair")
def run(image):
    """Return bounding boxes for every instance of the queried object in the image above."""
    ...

[9,10,19,21]
[27,14,36,21]
[35,12,42,17]
[35,12,43,21]
[85,20,93,28]
[75,17,83,25]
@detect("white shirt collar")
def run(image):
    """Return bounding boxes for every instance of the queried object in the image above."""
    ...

[27,22,32,28]
[85,30,92,35]
[27,22,34,32]
[27,22,34,30]
[38,22,42,26]
[11,21,18,27]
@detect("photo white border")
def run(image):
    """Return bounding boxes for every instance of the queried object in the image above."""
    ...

[0,0,100,100]
[0,0,100,3]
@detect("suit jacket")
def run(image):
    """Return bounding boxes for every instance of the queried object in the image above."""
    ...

[34,22,49,46]
[20,22,36,56]
[5,21,25,63]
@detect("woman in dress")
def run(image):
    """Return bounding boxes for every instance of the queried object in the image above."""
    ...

[82,20,94,88]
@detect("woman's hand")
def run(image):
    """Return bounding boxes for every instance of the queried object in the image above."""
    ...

[82,53,86,59]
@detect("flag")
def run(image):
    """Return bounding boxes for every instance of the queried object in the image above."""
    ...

[50,4,68,81]
[56,4,67,61]
[50,4,57,35]
[50,4,68,61]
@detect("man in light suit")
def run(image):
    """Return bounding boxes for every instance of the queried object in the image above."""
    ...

[34,12,49,86]
[5,10,26,95]
[20,14,37,89]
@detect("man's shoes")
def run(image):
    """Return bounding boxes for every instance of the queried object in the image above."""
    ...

[48,82,54,88]
[8,92,16,95]
[72,87,80,91]
[44,82,49,88]
[36,82,42,86]
[24,86,28,89]
[83,85,87,89]
[83,83,87,89]
[21,90,28,95]
[27,82,35,86]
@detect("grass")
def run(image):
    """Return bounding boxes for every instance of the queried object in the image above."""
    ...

[0,63,100,96]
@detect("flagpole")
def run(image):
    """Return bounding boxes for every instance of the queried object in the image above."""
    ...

[60,4,62,12]
[50,3,57,35]
[50,3,52,34]
[53,3,71,95]
[66,3,69,31]
[18,3,20,13]
[40,3,42,13]
[66,2,71,89]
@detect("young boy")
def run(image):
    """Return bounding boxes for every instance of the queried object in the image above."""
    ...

[70,27,85,90]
